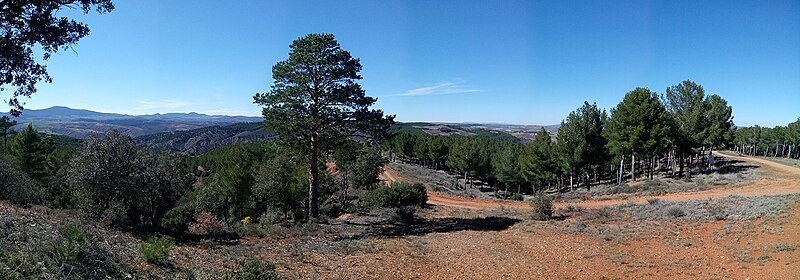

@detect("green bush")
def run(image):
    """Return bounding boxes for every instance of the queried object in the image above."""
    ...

[366,182,427,208]
[139,236,175,266]
[56,224,87,265]
[0,155,48,206]
[530,195,553,221]
[224,259,281,280]
[320,202,343,218]
[510,193,524,201]
[161,203,195,233]
[389,206,418,224]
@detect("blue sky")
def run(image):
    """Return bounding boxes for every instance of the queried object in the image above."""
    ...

[11,0,800,126]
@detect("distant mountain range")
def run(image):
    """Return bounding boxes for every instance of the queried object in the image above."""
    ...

[2,107,558,154]
[2,106,262,139]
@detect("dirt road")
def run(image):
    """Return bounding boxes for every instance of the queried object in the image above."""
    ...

[381,152,800,210]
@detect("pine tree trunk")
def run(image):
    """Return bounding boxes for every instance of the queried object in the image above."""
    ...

[309,131,320,218]
[464,171,468,189]
[631,153,636,182]
[618,156,624,185]
[569,171,574,192]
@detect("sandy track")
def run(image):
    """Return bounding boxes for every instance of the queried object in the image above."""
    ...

[713,151,800,178]
[382,152,800,210]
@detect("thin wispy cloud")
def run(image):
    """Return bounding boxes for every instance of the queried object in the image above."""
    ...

[134,99,195,111]
[400,81,480,96]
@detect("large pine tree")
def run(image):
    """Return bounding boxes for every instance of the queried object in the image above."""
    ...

[254,34,394,218]
[606,87,669,181]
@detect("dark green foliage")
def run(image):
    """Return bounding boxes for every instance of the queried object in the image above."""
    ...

[130,151,194,226]
[530,195,553,221]
[492,145,522,186]
[664,80,736,174]
[520,128,557,192]
[160,202,195,233]
[224,259,281,280]
[9,124,54,180]
[349,144,388,189]
[0,116,16,152]
[606,87,669,180]
[192,180,227,218]
[252,148,306,221]
[703,94,734,150]
[56,225,87,266]
[366,182,427,208]
[733,120,798,158]
[556,102,609,188]
[192,142,275,221]
[664,80,709,176]
[0,155,47,206]
[254,33,394,218]
[69,130,138,220]
[139,236,175,266]
[510,193,524,201]
[0,0,114,115]
[320,202,344,218]
[389,206,418,224]
[69,130,192,225]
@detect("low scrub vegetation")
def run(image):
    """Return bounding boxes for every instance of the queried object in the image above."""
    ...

[139,236,175,266]
[366,182,428,208]
[530,195,553,221]
[0,213,128,279]
[223,259,282,280]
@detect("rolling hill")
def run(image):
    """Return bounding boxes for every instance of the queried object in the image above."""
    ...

[2,106,262,139]
[135,122,273,155]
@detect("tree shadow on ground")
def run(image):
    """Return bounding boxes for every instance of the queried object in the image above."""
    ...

[372,216,521,237]
[691,158,759,176]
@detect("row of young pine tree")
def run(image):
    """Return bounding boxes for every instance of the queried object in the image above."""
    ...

[384,80,738,194]
[732,120,800,158]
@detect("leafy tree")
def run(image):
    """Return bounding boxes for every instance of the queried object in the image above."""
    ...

[426,136,448,169]
[447,137,482,188]
[349,144,387,190]
[702,94,734,167]
[9,123,53,180]
[0,155,47,206]
[254,33,394,218]
[69,130,138,222]
[520,128,556,193]
[210,144,259,220]
[664,80,707,177]
[0,116,16,152]
[492,145,521,196]
[1,0,114,115]
[413,135,430,165]
[130,151,193,226]
[556,102,608,190]
[606,87,669,181]
[252,149,305,221]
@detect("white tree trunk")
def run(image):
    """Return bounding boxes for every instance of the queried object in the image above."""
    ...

[631,153,636,182]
